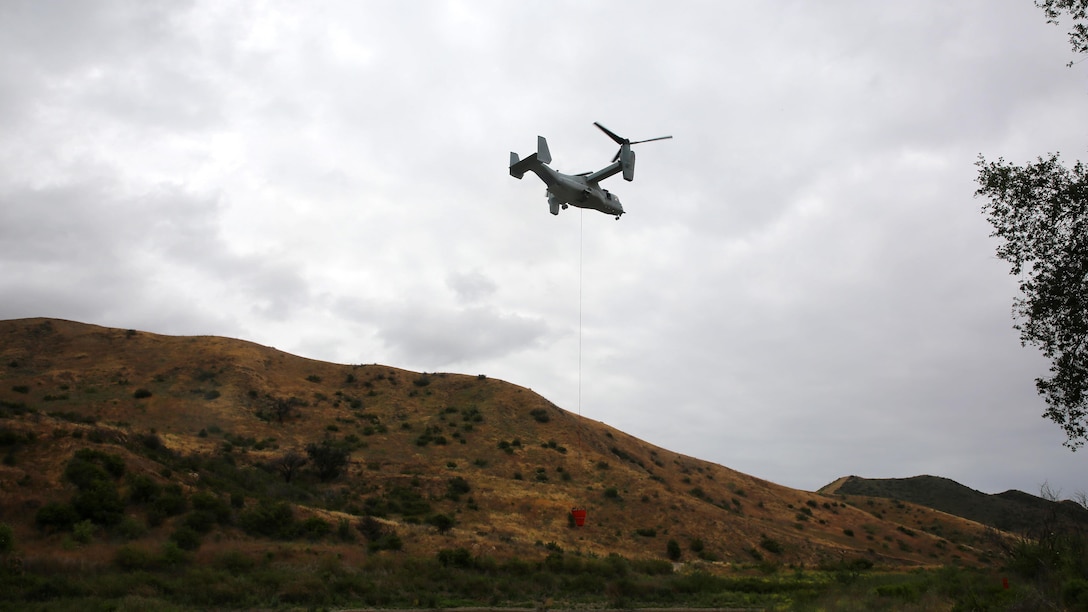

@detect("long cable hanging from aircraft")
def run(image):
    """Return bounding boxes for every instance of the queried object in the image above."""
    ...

[509,122,672,529]
[571,208,588,528]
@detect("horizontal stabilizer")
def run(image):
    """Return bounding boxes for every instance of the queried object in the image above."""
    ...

[509,151,537,179]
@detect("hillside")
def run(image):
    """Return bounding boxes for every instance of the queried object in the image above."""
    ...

[0,318,1008,572]
[819,475,1088,534]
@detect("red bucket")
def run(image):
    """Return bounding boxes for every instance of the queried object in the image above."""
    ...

[570,507,587,526]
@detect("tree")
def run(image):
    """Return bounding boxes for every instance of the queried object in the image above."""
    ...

[270,451,307,483]
[1036,0,1088,61]
[305,440,349,482]
[975,154,1088,446]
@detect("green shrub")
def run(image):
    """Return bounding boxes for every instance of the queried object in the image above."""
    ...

[530,408,550,423]
[35,502,78,532]
[114,544,156,571]
[133,388,152,399]
[437,547,475,568]
[428,513,454,533]
[759,537,783,554]
[302,516,331,539]
[336,518,354,542]
[191,491,232,524]
[183,510,216,534]
[214,549,256,573]
[72,480,125,525]
[117,516,148,540]
[239,500,300,539]
[666,539,682,560]
[72,519,95,544]
[170,525,202,550]
[152,484,188,517]
[306,440,349,481]
[0,522,13,553]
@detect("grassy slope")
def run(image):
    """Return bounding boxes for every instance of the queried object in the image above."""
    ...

[0,317,1008,570]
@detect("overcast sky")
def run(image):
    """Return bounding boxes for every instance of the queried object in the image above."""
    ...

[2,0,1086,498]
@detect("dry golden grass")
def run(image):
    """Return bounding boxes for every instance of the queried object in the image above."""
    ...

[0,317,1008,569]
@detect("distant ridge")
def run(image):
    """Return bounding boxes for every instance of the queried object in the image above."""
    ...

[820,475,1088,534]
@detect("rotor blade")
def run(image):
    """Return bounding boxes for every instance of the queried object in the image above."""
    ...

[612,148,622,163]
[594,122,627,145]
[630,135,673,145]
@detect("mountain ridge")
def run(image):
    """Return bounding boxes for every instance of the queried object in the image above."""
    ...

[819,474,1088,535]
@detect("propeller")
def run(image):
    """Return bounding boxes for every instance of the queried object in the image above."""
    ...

[594,122,673,162]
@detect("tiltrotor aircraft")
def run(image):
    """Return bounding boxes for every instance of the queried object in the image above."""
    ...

[509,122,672,219]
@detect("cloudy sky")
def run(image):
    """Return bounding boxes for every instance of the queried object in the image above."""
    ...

[2,0,1086,498]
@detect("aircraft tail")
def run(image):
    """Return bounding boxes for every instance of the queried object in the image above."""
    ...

[509,136,551,179]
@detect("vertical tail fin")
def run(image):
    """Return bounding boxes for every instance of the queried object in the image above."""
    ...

[536,136,551,165]
[510,136,552,179]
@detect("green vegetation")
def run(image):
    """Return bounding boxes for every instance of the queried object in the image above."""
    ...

[0,522,13,553]
[0,548,1051,610]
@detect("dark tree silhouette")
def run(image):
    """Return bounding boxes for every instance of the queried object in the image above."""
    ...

[306,440,349,482]
[271,451,308,483]
[975,154,1088,446]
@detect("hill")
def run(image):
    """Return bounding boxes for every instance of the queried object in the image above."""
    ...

[819,475,1088,534]
[0,318,1008,573]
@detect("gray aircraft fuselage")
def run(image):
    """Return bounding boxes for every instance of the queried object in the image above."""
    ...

[510,136,626,219]
[534,164,624,218]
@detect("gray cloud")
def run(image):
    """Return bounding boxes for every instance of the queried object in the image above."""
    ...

[0,0,1084,498]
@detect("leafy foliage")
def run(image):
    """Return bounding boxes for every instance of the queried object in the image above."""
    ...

[1037,0,1088,59]
[238,500,301,539]
[305,439,349,481]
[975,154,1088,446]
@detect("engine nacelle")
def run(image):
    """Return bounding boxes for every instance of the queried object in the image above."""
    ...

[620,146,636,181]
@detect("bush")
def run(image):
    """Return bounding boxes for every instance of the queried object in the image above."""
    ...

[72,519,95,544]
[239,500,300,539]
[133,388,152,399]
[191,491,232,524]
[530,408,550,423]
[114,545,156,571]
[302,516,331,539]
[437,547,475,568]
[428,513,454,533]
[117,516,148,540]
[68,449,125,481]
[446,476,471,500]
[35,502,79,532]
[72,480,125,525]
[0,522,13,553]
[127,474,161,504]
[153,484,188,517]
[759,537,783,554]
[306,440,350,481]
[183,510,216,534]
[170,525,202,551]
[666,539,682,561]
